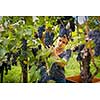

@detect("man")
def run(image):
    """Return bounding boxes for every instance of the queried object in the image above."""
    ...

[38,35,71,83]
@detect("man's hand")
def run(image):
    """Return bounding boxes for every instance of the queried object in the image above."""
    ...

[56,58,67,67]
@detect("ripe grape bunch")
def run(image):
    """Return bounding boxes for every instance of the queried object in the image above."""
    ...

[37,25,54,48]
[73,44,85,61]
[12,51,21,66]
[59,26,70,37]
[44,32,54,48]
[2,52,12,75]
[57,16,75,39]
[88,30,100,56]
[22,38,27,50]
[38,25,45,39]
[0,50,21,77]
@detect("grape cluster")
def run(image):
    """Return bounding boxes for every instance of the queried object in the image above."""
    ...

[21,38,27,59]
[22,38,27,50]
[0,61,11,77]
[0,50,21,77]
[44,32,54,48]
[57,16,75,38]
[73,44,85,61]
[88,30,100,56]
[38,25,45,39]
[2,62,8,75]
[59,26,70,37]
[5,52,12,70]
[3,52,12,75]
[37,61,50,83]
[12,51,20,66]
[33,57,48,83]
[0,53,11,76]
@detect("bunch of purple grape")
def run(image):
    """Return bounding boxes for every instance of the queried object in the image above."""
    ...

[88,30,100,56]
[38,25,45,39]
[57,16,75,37]
[44,32,54,48]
